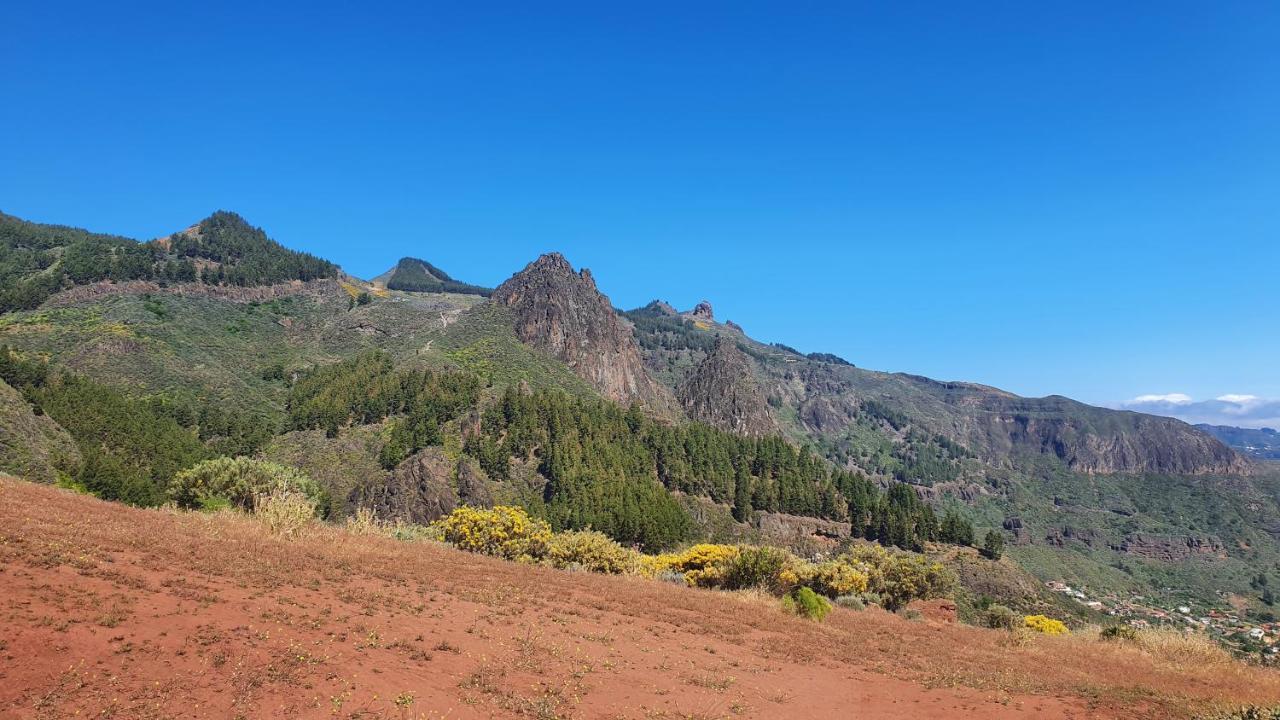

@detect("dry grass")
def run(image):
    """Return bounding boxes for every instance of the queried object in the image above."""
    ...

[253,490,316,537]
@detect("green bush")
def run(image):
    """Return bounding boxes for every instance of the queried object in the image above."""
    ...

[1196,708,1280,720]
[783,586,832,621]
[834,595,866,611]
[547,530,642,574]
[1100,624,1139,642]
[982,603,1019,630]
[719,545,791,591]
[168,457,328,515]
[848,544,957,612]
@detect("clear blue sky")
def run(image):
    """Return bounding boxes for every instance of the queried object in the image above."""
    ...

[3,1,1277,416]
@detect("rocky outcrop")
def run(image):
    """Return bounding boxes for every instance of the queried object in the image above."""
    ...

[1112,533,1225,562]
[687,301,714,322]
[456,458,493,507]
[677,338,775,437]
[492,253,675,412]
[0,379,80,483]
[351,448,457,525]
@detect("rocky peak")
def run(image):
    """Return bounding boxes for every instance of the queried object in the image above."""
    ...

[677,337,775,437]
[687,300,714,322]
[492,253,676,413]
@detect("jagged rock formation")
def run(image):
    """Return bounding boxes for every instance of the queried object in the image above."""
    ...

[456,458,493,507]
[0,379,80,483]
[492,253,675,412]
[687,300,714,322]
[351,448,457,525]
[677,338,775,437]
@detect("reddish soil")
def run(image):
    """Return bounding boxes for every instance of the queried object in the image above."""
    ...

[1,478,1274,719]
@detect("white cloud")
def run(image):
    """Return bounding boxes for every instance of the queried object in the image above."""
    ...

[1119,393,1280,429]
[1131,393,1193,405]
[1216,394,1258,404]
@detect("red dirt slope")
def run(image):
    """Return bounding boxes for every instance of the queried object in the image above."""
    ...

[0,477,1274,719]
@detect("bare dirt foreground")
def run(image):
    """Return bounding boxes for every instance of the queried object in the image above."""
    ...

[1,478,1275,719]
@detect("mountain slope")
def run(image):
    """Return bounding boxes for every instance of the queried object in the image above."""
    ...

[0,211,337,313]
[1198,424,1280,460]
[373,257,491,296]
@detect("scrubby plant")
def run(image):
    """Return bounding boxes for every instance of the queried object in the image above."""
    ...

[644,544,740,587]
[982,603,1020,631]
[345,506,382,535]
[719,545,793,591]
[1023,614,1069,635]
[1100,624,1139,642]
[254,490,316,537]
[848,544,956,611]
[834,595,866,611]
[433,505,552,562]
[169,456,328,515]
[547,530,642,574]
[800,556,872,599]
[782,586,832,621]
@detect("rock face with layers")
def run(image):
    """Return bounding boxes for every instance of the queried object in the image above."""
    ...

[677,337,775,437]
[492,253,675,413]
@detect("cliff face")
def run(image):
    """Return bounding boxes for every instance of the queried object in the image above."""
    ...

[953,394,1250,476]
[677,338,775,437]
[492,254,675,413]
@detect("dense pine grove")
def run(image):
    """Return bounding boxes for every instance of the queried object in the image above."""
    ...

[0,210,337,312]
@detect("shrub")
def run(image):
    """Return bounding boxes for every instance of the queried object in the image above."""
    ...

[345,506,382,535]
[834,595,866,611]
[433,505,551,562]
[982,604,1019,631]
[801,556,872,598]
[644,544,740,587]
[547,530,642,574]
[169,457,328,515]
[782,586,831,621]
[848,544,956,611]
[1100,624,1139,642]
[1023,614,1069,635]
[254,491,316,537]
[720,546,793,592]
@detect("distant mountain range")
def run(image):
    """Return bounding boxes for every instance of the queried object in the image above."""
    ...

[1197,424,1280,460]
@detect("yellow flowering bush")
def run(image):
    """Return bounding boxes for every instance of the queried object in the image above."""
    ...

[547,530,643,574]
[1023,614,1069,635]
[643,544,740,587]
[433,505,551,562]
[800,557,871,598]
[846,544,956,611]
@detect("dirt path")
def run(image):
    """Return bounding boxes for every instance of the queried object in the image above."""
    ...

[0,479,1268,719]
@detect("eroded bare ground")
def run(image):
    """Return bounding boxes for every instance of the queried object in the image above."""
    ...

[1,477,1275,720]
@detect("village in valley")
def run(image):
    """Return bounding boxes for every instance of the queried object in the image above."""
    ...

[1044,579,1280,658]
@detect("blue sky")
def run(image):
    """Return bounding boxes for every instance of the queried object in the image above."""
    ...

[2,1,1277,423]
